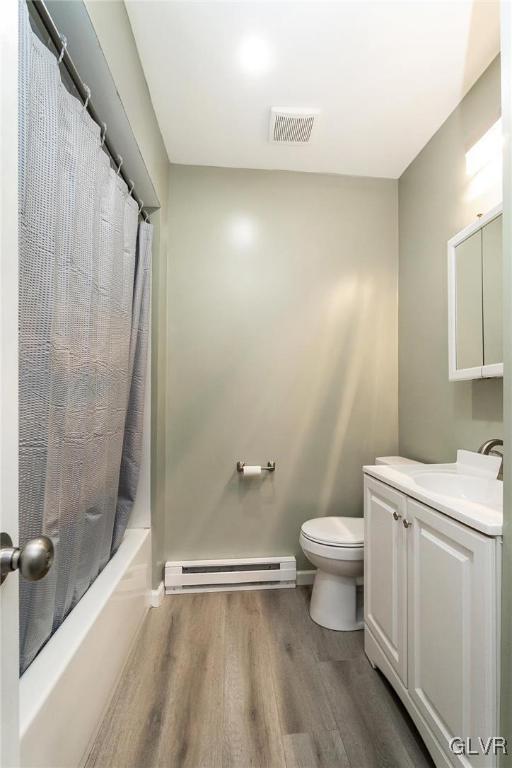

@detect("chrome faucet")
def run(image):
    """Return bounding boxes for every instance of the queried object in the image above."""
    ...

[478,439,504,480]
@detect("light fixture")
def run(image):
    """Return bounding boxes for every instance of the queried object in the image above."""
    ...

[465,118,503,177]
[465,118,503,203]
[466,157,503,203]
[228,215,257,248]
[238,36,273,77]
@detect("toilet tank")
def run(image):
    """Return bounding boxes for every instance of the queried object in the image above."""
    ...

[375,456,422,466]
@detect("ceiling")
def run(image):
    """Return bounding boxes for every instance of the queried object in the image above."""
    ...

[125,0,500,179]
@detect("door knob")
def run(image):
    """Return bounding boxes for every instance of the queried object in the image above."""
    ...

[0,532,54,585]
[393,511,401,521]
[402,519,411,529]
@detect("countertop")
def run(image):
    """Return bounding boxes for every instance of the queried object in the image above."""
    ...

[363,462,503,537]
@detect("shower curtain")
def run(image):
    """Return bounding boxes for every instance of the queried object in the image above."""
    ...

[18,4,152,673]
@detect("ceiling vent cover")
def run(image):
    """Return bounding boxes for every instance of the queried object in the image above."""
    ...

[269,107,319,145]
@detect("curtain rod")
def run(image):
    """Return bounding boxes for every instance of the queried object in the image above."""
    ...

[28,0,151,222]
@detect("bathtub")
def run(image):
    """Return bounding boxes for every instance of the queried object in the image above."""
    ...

[20,528,151,768]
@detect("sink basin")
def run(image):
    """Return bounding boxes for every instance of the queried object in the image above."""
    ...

[364,450,503,535]
[413,472,502,508]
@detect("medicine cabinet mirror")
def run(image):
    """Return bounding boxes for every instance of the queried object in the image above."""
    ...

[448,205,503,381]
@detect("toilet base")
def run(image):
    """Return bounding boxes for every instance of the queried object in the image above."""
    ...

[309,570,362,631]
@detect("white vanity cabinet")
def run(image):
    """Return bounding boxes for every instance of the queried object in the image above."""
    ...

[364,476,501,768]
[364,479,408,685]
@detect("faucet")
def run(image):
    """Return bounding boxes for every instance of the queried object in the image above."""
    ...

[478,439,504,480]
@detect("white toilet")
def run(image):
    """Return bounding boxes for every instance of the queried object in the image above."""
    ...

[300,457,419,631]
[299,516,364,631]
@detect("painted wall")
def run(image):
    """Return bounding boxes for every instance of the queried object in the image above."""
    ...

[398,57,503,463]
[166,165,398,567]
[85,0,169,586]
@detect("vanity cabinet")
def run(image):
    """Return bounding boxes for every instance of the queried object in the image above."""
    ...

[364,479,408,685]
[364,476,500,768]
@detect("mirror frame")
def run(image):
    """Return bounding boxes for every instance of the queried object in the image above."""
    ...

[447,203,503,381]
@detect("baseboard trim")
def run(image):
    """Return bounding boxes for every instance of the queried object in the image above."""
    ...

[296,569,316,586]
[156,569,351,592]
[150,581,164,608]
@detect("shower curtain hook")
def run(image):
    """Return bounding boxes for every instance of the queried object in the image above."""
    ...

[116,155,123,175]
[144,211,150,223]
[57,35,67,64]
[137,200,144,215]
[82,84,91,113]
[128,180,135,196]
[100,122,107,147]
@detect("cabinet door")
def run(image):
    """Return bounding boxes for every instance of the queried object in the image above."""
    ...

[364,477,408,685]
[455,229,483,372]
[482,214,503,369]
[406,499,498,767]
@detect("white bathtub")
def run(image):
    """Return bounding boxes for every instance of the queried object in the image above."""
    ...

[20,528,151,768]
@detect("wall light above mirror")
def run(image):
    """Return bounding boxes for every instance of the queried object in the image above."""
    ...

[465,118,503,204]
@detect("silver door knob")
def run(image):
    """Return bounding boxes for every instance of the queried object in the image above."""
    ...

[393,511,401,521]
[402,519,411,529]
[0,532,54,585]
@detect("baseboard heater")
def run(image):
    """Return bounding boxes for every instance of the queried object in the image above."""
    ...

[165,556,296,594]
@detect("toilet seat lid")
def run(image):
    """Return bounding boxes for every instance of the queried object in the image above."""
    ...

[301,516,364,547]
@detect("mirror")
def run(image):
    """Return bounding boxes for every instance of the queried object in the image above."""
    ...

[482,214,503,367]
[448,206,503,381]
[455,229,483,371]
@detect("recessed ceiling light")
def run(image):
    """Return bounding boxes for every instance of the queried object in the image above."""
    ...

[238,36,274,77]
[228,215,257,248]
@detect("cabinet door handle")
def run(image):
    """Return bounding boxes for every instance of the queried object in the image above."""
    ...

[392,511,401,521]
[402,519,411,528]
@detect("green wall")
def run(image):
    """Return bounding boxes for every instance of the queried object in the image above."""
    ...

[398,57,503,463]
[165,165,398,568]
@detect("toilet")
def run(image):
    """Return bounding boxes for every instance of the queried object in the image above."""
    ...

[300,456,419,631]
[300,516,364,631]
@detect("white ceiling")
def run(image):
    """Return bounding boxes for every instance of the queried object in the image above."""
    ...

[125,0,500,179]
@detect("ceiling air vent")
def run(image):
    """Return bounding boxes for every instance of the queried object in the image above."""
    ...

[269,107,319,145]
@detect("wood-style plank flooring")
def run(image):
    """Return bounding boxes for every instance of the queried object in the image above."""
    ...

[85,587,434,768]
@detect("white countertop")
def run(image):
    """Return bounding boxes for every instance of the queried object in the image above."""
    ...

[363,458,503,537]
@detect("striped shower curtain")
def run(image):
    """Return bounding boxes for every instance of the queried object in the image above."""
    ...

[18,3,152,673]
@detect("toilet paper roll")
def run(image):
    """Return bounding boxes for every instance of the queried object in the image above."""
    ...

[242,465,261,476]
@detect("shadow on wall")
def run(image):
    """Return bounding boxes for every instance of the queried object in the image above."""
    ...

[470,378,503,422]
[452,377,504,424]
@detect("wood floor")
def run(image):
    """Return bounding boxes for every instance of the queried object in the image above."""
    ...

[85,587,434,768]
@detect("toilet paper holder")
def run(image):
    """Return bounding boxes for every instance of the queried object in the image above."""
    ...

[237,461,276,473]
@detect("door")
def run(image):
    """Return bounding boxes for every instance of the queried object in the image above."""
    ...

[0,1,20,765]
[364,477,408,685]
[406,499,498,767]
